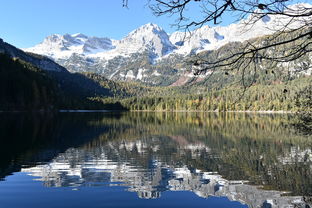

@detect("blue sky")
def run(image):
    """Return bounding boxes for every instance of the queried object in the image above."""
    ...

[0,0,170,48]
[0,0,229,48]
[2,0,307,48]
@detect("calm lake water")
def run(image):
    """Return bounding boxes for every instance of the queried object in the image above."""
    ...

[0,112,311,208]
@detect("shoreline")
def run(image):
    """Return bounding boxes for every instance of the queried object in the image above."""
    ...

[0,109,295,114]
[59,110,111,113]
[128,110,294,114]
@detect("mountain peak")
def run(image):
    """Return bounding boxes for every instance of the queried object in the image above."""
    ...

[141,23,162,30]
[119,23,174,57]
[128,23,164,37]
[44,34,62,42]
[72,33,88,39]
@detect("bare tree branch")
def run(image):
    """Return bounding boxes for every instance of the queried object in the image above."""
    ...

[148,0,312,80]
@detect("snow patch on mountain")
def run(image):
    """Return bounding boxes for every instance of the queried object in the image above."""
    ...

[137,68,146,80]
[126,70,135,79]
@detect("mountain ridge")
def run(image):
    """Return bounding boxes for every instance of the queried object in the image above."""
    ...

[0,38,67,72]
[25,3,311,61]
[23,3,312,86]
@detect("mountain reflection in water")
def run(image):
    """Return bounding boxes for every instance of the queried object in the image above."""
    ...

[1,112,312,208]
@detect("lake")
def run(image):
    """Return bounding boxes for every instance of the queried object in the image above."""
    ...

[0,112,311,208]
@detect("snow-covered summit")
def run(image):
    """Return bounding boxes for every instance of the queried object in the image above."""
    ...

[113,23,175,57]
[26,33,115,59]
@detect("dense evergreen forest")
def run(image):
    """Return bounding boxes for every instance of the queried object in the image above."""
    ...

[92,74,312,112]
[0,54,124,110]
[0,54,60,110]
[115,78,311,112]
[1,51,311,114]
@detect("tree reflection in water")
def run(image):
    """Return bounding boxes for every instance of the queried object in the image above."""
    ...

[0,112,311,207]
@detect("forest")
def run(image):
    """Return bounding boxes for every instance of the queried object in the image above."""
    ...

[1,51,312,116]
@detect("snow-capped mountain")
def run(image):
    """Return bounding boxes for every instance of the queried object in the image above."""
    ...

[26,33,116,59]
[24,3,312,84]
[26,3,311,60]
[93,23,176,59]
[26,23,175,60]
[170,3,312,54]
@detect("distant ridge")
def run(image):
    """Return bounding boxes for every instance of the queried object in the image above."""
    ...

[0,38,67,72]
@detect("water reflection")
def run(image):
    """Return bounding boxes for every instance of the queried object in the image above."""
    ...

[1,112,312,207]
